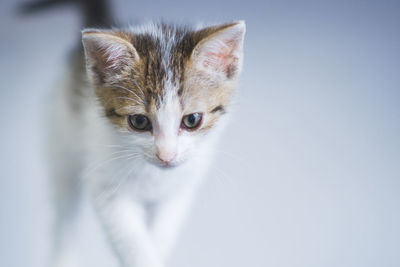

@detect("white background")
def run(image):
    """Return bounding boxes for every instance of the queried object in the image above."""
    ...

[0,1,399,267]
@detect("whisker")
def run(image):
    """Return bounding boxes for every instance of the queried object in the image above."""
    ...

[128,78,145,98]
[113,96,142,105]
[208,148,252,171]
[112,85,144,103]
[82,152,141,179]
[95,155,142,201]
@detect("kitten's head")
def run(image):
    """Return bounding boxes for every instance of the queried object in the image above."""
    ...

[82,21,245,168]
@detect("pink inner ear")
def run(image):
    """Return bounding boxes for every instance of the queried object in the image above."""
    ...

[201,34,242,78]
[204,41,235,68]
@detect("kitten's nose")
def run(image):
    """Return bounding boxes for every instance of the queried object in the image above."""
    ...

[156,149,176,164]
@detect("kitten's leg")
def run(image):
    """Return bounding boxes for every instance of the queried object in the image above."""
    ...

[93,193,164,267]
[50,167,82,267]
[149,189,195,261]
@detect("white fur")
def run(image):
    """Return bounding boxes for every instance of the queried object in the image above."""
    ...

[49,73,224,267]
[49,22,244,267]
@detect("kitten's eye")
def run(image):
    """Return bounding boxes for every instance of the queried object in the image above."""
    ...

[128,114,151,131]
[182,113,202,130]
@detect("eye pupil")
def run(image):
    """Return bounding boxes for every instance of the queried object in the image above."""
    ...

[135,116,145,125]
[188,114,196,125]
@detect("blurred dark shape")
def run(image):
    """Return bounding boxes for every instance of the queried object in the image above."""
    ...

[18,0,112,28]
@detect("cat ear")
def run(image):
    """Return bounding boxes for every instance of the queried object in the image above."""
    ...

[191,21,246,80]
[82,30,140,84]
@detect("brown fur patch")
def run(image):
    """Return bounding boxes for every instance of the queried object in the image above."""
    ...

[82,22,242,132]
[211,105,225,113]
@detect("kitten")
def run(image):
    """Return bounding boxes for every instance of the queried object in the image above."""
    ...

[26,1,245,266]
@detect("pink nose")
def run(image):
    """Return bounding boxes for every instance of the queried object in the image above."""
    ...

[156,149,176,164]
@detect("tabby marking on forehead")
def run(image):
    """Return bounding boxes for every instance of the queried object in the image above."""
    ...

[126,24,196,108]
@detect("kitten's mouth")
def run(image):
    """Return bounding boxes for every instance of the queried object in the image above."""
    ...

[144,155,186,169]
[153,160,181,170]
[144,156,180,169]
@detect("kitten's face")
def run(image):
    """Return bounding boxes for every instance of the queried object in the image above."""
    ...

[82,22,245,168]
